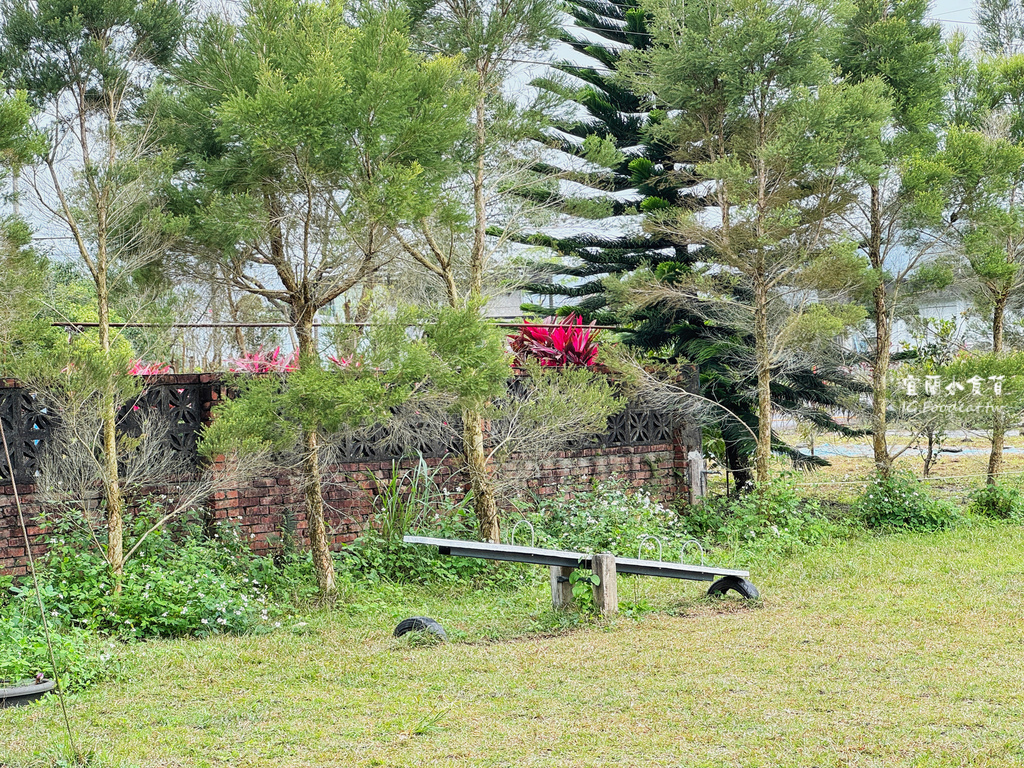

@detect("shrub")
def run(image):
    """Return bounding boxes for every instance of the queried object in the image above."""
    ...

[128,360,172,375]
[337,496,500,585]
[226,346,298,374]
[337,461,507,585]
[968,484,1024,520]
[524,477,692,559]
[24,506,280,639]
[684,474,846,554]
[0,608,110,691]
[855,471,958,531]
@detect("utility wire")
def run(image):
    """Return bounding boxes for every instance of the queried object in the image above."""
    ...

[50,320,625,331]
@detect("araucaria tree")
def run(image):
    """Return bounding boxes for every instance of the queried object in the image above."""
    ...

[621,0,889,487]
[1,0,190,581]
[163,0,470,594]
[522,0,870,489]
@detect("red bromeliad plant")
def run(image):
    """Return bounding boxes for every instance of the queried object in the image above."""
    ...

[509,315,600,368]
[226,347,298,374]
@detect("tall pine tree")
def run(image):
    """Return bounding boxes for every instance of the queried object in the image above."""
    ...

[835,0,945,477]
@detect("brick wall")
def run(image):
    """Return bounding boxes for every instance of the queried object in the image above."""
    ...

[0,439,694,575]
[0,482,47,576]
[1,374,700,574]
[200,440,689,560]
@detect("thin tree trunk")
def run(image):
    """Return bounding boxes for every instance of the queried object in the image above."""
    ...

[459,64,500,542]
[211,280,223,369]
[463,407,500,542]
[923,428,935,477]
[97,274,125,586]
[222,272,248,356]
[869,185,892,477]
[753,279,772,488]
[295,309,336,595]
[724,438,753,493]
[987,293,1008,485]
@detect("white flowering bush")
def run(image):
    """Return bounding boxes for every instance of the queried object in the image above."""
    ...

[855,470,958,531]
[525,478,692,559]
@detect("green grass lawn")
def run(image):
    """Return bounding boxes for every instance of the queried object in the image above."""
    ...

[3,525,1024,767]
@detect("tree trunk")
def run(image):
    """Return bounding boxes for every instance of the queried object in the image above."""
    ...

[923,428,936,477]
[753,280,772,488]
[724,438,753,494]
[869,185,892,477]
[295,308,337,595]
[463,407,500,542]
[455,65,501,543]
[987,293,1008,485]
[210,280,224,369]
[97,274,125,586]
[302,425,335,595]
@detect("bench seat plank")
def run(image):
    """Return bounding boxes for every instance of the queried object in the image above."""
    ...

[403,535,749,582]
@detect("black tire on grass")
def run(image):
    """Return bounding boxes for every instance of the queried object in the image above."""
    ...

[393,616,447,640]
[707,576,760,600]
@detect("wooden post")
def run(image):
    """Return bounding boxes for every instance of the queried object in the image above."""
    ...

[591,553,617,617]
[688,450,707,504]
[550,566,574,610]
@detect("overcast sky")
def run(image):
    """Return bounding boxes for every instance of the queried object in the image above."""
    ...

[6,0,991,261]
[929,0,977,29]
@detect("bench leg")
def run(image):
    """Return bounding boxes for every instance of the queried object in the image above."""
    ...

[592,552,618,617]
[550,566,574,610]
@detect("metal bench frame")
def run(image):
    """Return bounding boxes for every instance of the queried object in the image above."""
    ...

[403,535,759,615]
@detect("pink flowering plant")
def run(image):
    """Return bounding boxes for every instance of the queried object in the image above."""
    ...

[226,347,298,374]
[327,354,362,369]
[508,314,600,368]
[128,360,173,375]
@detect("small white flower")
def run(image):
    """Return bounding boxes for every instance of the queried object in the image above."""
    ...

[201,618,209,624]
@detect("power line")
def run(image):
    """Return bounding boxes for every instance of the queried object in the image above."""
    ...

[51,320,625,331]
[925,15,981,26]
[569,24,653,38]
